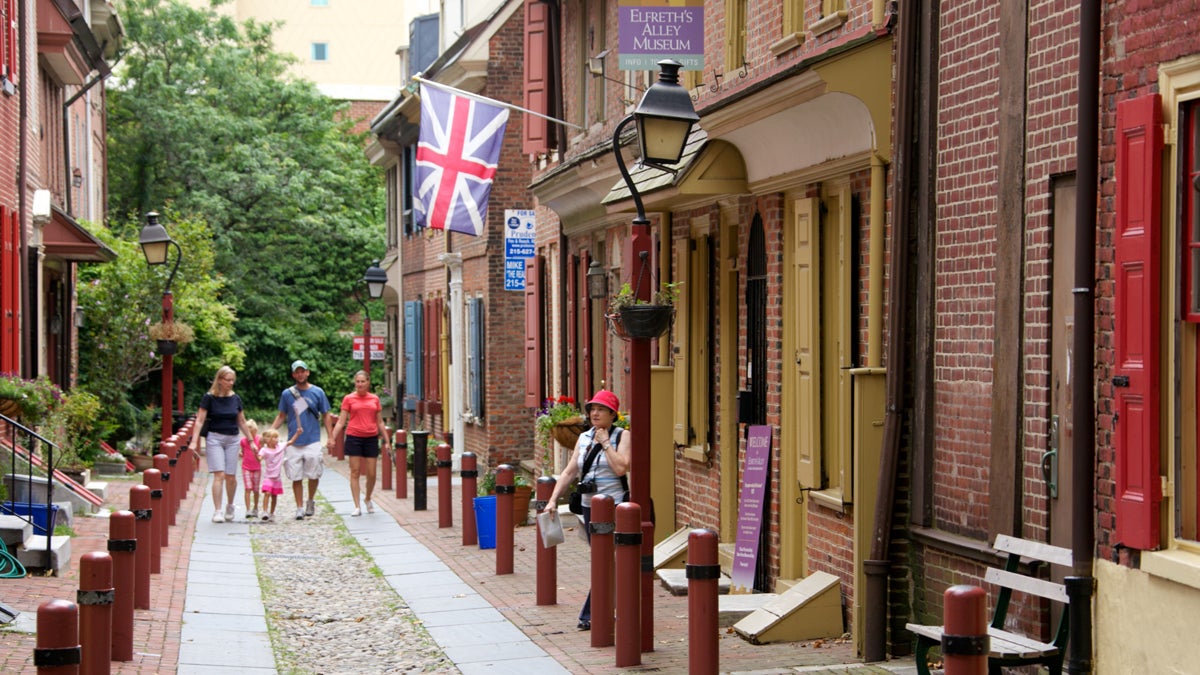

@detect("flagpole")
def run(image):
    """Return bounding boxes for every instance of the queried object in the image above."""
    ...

[413,74,585,131]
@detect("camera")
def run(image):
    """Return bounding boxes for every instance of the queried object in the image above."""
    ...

[577,480,597,494]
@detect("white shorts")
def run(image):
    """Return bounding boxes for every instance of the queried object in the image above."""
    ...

[205,433,241,474]
[284,442,324,482]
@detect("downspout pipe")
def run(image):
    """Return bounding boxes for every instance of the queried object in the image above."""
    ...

[17,0,30,375]
[863,0,916,662]
[1066,1,1100,673]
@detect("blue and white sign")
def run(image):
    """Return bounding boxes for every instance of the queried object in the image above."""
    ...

[504,209,536,291]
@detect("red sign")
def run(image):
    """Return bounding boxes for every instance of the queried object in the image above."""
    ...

[352,335,386,361]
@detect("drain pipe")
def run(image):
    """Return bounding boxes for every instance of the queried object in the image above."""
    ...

[1066,1,1099,673]
[17,0,31,375]
[863,0,917,662]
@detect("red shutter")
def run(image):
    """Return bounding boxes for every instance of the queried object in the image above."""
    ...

[1114,93,1164,550]
[1,205,15,373]
[581,250,593,396]
[427,298,442,413]
[566,254,577,398]
[524,256,543,407]
[522,0,549,155]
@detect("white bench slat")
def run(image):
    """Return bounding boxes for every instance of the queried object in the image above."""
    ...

[903,623,1059,661]
[993,534,1073,567]
[985,567,1069,603]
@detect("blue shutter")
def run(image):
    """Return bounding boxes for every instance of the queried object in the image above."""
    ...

[468,297,485,416]
[404,301,421,410]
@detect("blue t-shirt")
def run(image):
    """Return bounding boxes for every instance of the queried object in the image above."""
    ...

[278,385,329,446]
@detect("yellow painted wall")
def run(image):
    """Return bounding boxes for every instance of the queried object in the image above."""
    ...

[650,366,676,543]
[1094,558,1200,674]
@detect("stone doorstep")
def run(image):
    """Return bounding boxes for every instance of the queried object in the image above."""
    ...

[16,534,72,575]
[85,481,109,502]
[656,567,733,596]
[0,514,32,547]
[718,592,777,627]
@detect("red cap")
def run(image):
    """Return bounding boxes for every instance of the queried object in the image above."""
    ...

[585,389,620,414]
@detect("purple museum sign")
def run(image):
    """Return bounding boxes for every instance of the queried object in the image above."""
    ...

[731,425,772,592]
[617,0,704,71]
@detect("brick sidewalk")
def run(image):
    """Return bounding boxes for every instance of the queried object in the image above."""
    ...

[336,461,871,674]
[0,470,206,675]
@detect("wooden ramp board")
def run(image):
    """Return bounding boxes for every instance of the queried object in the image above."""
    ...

[733,571,843,644]
[652,526,691,570]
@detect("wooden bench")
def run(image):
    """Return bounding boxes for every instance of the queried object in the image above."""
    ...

[906,534,1072,675]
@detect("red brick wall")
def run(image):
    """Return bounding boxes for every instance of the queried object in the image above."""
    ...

[337,100,387,138]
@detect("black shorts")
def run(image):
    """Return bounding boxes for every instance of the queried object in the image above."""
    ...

[343,434,380,458]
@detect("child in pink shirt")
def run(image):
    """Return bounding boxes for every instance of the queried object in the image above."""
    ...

[257,425,300,521]
[240,419,263,519]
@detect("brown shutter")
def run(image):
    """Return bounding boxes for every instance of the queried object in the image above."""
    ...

[1113,93,1163,550]
[524,256,544,407]
[522,0,549,154]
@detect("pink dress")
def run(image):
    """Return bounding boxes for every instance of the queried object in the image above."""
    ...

[240,436,262,491]
[259,444,286,495]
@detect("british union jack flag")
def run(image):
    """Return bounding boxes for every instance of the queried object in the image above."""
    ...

[414,84,510,236]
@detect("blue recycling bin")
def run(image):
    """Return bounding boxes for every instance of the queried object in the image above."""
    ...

[1,501,60,536]
[473,496,496,549]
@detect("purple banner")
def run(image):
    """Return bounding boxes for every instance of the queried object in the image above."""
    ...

[617,0,704,71]
[731,425,772,591]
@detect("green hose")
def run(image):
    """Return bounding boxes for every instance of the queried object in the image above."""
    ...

[0,548,26,578]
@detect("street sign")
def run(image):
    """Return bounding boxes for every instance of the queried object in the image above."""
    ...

[352,335,386,361]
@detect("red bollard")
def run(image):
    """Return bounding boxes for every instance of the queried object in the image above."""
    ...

[107,511,136,661]
[615,501,642,667]
[495,465,514,575]
[394,430,408,499]
[161,439,178,506]
[78,551,113,675]
[437,443,453,528]
[128,486,152,609]
[535,476,557,607]
[943,585,988,675]
[460,452,477,545]
[590,494,616,647]
[687,528,719,675]
[153,454,174,529]
[36,599,80,674]
[142,469,163,574]
[381,425,393,492]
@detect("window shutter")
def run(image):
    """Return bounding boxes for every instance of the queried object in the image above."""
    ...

[469,297,485,415]
[1,205,16,373]
[1114,93,1163,550]
[404,301,420,410]
[424,298,441,412]
[581,251,593,396]
[673,238,690,446]
[525,256,544,407]
[791,198,822,488]
[567,255,578,398]
[522,0,549,154]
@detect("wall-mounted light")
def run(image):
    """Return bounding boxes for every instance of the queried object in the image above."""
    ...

[74,307,85,328]
[587,259,608,299]
[589,49,609,77]
[72,168,82,188]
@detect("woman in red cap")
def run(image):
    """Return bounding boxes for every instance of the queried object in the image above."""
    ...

[541,388,632,630]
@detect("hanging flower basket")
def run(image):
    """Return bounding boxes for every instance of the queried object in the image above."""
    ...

[0,397,21,419]
[156,339,178,355]
[551,416,587,448]
[613,304,674,340]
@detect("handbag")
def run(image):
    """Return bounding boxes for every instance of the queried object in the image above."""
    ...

[568,490,584,515]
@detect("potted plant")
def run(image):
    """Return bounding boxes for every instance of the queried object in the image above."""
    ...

[478,469,534,526]
[0,373,63,425]
[535,396,588,451]
[606,280,681,340]
[147,319,195,355]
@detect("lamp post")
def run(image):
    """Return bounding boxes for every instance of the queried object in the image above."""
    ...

[610,59,699,651]
[138,212,183,443]
[354,262,388,377]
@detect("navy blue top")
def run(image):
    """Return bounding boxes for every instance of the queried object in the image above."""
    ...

[200,393,243,435]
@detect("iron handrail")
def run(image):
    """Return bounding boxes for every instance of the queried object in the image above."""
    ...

[1,411,62,570]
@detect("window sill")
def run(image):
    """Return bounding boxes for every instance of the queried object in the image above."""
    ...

[1141,548,1200,590]
[810,488,846,513]
[681,444,708,463]
[769,32,805,58]
[811,11,848,38]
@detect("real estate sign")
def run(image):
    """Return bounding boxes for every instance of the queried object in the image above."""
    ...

[504,209,536,291]
[618,0,704,71]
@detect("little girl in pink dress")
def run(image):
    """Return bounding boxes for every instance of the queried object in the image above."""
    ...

[257,425,300,521]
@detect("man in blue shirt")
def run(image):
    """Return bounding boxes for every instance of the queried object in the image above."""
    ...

[269,360,335,520]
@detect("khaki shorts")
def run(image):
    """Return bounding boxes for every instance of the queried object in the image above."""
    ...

[284,442,324,482]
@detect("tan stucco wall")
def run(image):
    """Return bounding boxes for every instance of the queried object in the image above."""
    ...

[1095,558,1200,674]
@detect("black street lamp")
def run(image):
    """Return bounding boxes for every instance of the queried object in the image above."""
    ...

[610,59,698,650]
[139,212,183,443]
[354,262,388,377]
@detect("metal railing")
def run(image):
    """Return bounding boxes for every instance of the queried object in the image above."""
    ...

[1,411,62,568]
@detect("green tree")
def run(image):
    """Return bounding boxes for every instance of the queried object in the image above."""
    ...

[77,213,242,438]
[107,0,386,408]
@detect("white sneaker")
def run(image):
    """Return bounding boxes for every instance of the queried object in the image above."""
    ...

[247,508,258,519]
[225,504,235,521]
[295,507,305,520]
[305,500,315,517]
[262,513,270,522]
[212,511,224,523]
[351,508,361,517]
[365,500,374,514]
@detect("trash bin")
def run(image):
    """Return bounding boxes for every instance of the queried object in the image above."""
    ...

[473,496,496,549]
[1,502,61,536]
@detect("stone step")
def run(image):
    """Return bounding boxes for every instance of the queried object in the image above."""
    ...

[17,535,71,575]
[656,567,732,596]
[0,514,32,547]
[85,481,109,502]
[719,592,776,627]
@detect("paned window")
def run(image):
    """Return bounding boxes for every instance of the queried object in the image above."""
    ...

[311,43,329,62]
